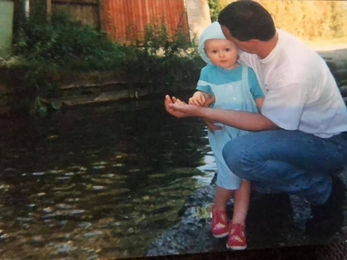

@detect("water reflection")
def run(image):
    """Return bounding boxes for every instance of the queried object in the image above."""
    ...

[0,94,214,259]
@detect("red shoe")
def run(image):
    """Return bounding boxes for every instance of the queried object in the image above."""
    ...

[210,206,229,238]
[226,223,247,250]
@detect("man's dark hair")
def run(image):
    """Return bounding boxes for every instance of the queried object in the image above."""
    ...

[218,1,276,42]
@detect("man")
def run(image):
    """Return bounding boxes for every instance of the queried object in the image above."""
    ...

[164,1,347,236]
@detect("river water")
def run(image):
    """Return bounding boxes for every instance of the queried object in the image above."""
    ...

[0,94,216,259]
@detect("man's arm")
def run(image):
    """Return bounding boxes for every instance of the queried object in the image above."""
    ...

[255,98,264,112]
[165,95,278,131]
[202,106,279,131]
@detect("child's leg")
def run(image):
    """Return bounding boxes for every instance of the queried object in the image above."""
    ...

[214,186,234,211]
[232,180,251,225]
[207,130,240,238]
[227,180,251,250]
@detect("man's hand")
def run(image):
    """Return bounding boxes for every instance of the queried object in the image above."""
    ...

[164,95,222,133]
[165,94,224,134]
[164,95,190,118]
[203,119,223,134]
[165,95,207,118]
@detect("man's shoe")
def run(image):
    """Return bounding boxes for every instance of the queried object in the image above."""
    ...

[306,176,345,236]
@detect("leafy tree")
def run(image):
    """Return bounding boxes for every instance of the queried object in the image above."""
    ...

[216,0,347,41]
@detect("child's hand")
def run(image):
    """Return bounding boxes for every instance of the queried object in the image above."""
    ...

[189,92,210,106]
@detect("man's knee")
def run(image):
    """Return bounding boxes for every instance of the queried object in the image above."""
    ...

[222,139,244,174]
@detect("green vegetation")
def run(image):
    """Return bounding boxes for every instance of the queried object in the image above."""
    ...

[3,1,347,116]
[214,0,347,41]
[260,0,347,41]
[123,21,203,86]
[5,13,202,116]
[8,13,121,115]
[208,0,221,22]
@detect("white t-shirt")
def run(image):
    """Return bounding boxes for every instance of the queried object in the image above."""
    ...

[239,30,347,138]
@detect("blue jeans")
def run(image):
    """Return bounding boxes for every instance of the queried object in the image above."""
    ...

[222,130,347,205]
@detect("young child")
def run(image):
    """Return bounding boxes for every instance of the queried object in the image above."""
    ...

[189,22,264,250]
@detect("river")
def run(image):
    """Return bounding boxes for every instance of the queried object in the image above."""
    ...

[0,93,216,259]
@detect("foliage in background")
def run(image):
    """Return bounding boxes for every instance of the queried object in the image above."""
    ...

[262,0,347,40]
[11,12,125,115]
[208,0,233,22]
[216,0,347,41]
[7,1,347,116]
[123,21,203,86]
[208,0,220,22]
[9,12,202,116]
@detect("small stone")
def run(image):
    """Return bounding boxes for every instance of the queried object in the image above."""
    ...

[32,172,45,176]
[83,231,103,238]
[0,234,9,240]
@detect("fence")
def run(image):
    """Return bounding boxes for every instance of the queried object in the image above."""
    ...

[46,0,189,44]
[52,0,101,29]
[102,0,189,44]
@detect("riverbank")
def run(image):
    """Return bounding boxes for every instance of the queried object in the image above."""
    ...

[0,47,346,118]
[146,169,347,257]
[45,48,347,107]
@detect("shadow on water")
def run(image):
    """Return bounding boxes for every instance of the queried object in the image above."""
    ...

[0,92,214,259]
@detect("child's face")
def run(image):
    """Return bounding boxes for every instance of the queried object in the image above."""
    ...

[204,39,238,70]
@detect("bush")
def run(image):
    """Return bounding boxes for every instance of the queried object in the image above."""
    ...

[13,13,124,70]
[121,22,203,86]
[11,12,125,115]
[10,12,202,116]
